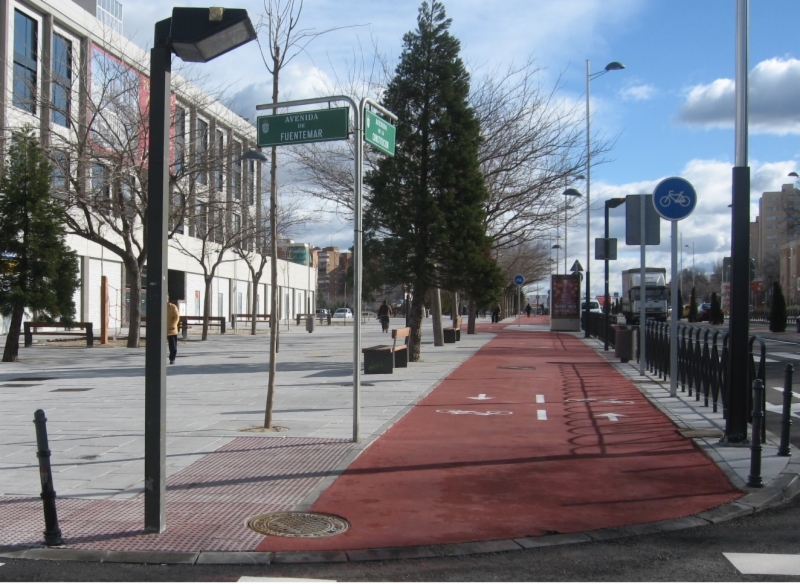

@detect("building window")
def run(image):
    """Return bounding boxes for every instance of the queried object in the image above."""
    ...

[96,0,123,35]
[232,212,241,235]
[216,129,224,191]
[232,141,241,199]
[13,10,38,114]
[196,118,208,184]
[52,34,72,127]
[51,151,68,198]
[173,107,185,174]
[91,163,110,200]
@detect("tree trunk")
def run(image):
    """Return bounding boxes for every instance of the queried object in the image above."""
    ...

[452,291,458,327]
[202,277,213,340]
[467,297,476,334]
[126,259,142,348]
[408,294,425,362]
[265,44,280,430]
[431,287,443,346]
[2,304,25,362]
[251,269,261,336]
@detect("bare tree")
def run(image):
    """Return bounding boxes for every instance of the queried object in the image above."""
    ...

[253,0,356,430]
[42,39,239,348]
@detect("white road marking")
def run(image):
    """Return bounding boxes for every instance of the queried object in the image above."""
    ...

[724,552,800,576]
[765,402,800,419]
[436,409,512,416]
[768,352,800,360]
[467,394,492,400]
[769,388,800,400]
[537,409,547,420]
[536,395,545,403]
[764,357,779,363]
[596,413,626,422]
[566,398,635,404]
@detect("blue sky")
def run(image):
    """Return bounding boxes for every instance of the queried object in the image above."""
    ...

[121,0,800,297]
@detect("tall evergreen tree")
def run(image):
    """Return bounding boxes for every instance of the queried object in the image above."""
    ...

[0,129,80,362]
[770,281,787,333]
[689,287,698,323]
[364,0,502,360]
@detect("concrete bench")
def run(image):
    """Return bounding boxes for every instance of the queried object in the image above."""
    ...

[362,327,410,374]
[444,317,462,343]
[24,322,93,347]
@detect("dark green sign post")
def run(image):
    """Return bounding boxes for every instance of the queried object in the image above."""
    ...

[257,107,349,147]
[364,109,396,156]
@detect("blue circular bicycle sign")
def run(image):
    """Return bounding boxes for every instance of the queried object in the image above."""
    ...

[652,176,697,221]
[513,274,525,286]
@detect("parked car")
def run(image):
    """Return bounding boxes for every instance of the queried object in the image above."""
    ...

[331,308,354,322]
[581,301,602,314]
[315,308,330,316]
[699,302,711,321]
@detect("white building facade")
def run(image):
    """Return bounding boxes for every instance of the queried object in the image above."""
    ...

[0,0,315,332]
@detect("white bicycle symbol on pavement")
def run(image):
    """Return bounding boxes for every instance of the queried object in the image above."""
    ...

[659,190,691,208]
[436,409,513,416]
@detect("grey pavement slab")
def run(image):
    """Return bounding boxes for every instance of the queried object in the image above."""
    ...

[0,317,493,500]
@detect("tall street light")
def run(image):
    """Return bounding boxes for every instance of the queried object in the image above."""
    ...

[604,197,626,351]
[144,6,256,534]
[563,186,583,273]
[552,241,561,272]
[685,243,695,289]
[584,60,625,337]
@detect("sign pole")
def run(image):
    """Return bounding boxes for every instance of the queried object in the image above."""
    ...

[670,220,678,397]
[639,195,646,376]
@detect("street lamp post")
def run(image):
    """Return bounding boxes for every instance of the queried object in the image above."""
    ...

[584,60,625,337]
[604,197,626,351]
[564,177,585,274]
[685,243,695,289]
[563,187,583,274]
[144,6,256,534]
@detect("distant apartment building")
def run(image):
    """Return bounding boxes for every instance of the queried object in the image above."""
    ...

[751,183,800,303]
[316,247,352,303]
[0,0,316,328]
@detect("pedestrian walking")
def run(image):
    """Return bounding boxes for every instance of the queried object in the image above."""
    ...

[525,303,532,317]
[377,299,392,333]
[491,305,500,323]
[167,298,180,364]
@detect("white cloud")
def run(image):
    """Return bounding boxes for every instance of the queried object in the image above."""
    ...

[619,83,656,101]
[678,58,800,134]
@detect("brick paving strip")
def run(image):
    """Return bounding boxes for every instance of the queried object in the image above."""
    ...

[1,437,354,551]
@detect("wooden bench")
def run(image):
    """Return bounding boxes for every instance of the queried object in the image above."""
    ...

[362,327,409,374]
[24,322,94,347]
[141,316,226,338]
[232,314,270,323]
[444,317,462,343]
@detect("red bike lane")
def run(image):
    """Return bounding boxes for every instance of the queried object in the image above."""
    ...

[256,322,741,552]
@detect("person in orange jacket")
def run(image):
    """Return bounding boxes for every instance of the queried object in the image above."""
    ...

[167,298,180,364]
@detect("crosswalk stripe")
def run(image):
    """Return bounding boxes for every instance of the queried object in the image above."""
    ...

[724,553,800,576]
[239,578,336,582]
[537,410,547,420]
[536,395,545,403]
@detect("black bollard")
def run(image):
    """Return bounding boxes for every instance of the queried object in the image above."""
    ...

[747,380,764,488]
[779,364,794,457]
[33,409,63,546]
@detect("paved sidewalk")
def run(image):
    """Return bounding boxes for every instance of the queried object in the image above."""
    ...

[0,315,798,564]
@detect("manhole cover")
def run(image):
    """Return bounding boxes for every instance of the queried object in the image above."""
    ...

[247,512,349,538]
[51,388,92,392]
[497,366,536,370]
[339,382,375,387]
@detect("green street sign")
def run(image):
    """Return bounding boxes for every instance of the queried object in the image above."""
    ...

[364,109,396,156]
[257,107,349,147]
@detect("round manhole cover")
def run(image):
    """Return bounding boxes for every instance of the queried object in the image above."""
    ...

[497,365,536,370]
[247,512,349,538]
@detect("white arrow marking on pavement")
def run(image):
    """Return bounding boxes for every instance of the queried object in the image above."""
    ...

[536,395,545,403]
[467,394,492,400]
[565,398,635,404]
[436,409,512,416]
[537,409,547,420]
[596,413,626,422]
[724,553,800,576]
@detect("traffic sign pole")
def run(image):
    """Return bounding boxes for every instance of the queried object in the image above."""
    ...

[653,177,697,398]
